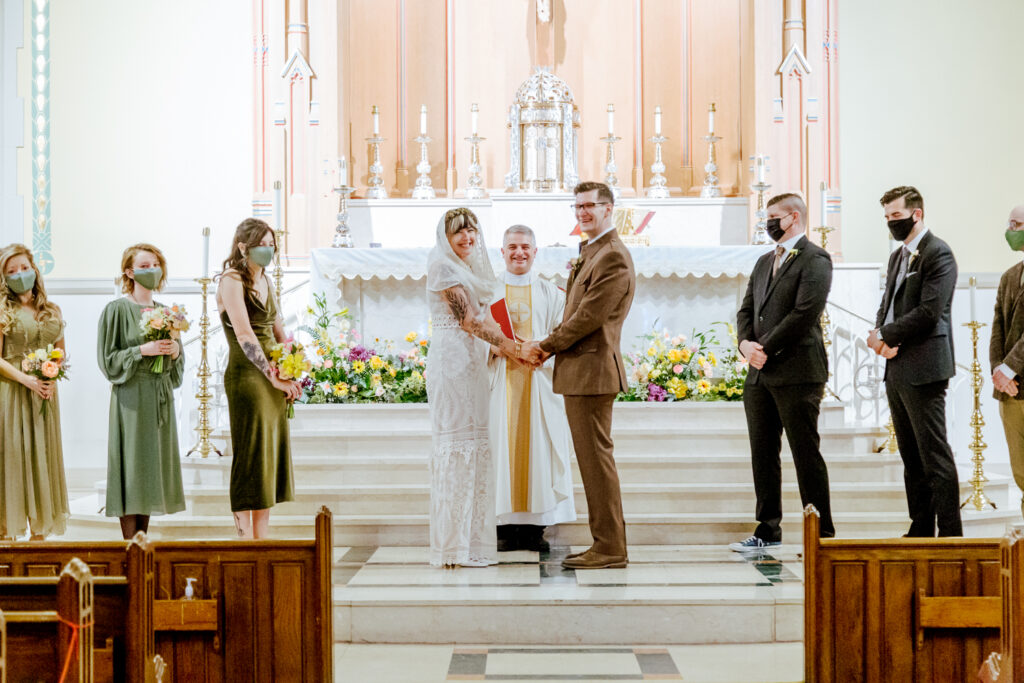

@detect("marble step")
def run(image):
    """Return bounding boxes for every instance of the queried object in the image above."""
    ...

[65,493,1022,546]
[179,452,907,488]
[105,477,1012,518]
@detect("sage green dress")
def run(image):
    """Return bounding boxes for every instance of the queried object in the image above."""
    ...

[97,297,186,518]
[0,308,69,537]
[221,284,293,512]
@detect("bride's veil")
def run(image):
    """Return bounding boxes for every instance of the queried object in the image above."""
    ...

[426,208,497,308]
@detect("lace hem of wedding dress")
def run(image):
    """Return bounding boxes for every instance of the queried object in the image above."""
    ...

[429,437,497,568]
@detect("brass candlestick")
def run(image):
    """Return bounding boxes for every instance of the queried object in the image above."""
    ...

[814,224,839,400]
[883,416,899,454]
[600,132,622,200]
[463,133,487,199]
[749,156,771,245]
[961,320,995,510]
[186,277,222,457]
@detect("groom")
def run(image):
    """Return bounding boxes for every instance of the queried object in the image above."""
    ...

[524,181,635,569]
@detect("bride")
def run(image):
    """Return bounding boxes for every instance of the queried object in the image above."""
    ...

[426,208,526,568]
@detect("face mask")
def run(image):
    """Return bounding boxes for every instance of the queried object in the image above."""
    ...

[132,267,163,291]
[766,217,787,242]
[248,246,275,268]
[887,215,916,242]
[1006,229,1024,251]
[6,270,36,294]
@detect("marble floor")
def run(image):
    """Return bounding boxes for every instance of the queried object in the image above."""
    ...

[334,544,805,680]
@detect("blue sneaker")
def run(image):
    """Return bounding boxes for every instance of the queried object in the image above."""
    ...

[728,536,781,552]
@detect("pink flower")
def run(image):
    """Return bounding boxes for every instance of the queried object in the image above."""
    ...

[323,359,334,369]
[41,360,59,378]
[149,318,164,329]
[673,364,684,374]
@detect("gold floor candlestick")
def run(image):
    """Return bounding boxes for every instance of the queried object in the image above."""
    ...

[961,320,995,510]
[883,416,899,454]
[814,224,838,399]
[186,277,222,457]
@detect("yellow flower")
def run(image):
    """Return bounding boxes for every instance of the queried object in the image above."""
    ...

[50,348,64,360]
[717,381,727,391]
[371,373,382,384]
[369,356,385,370]
[388,368,397,378]
[708,352,718,366]
[352,360,366,373]
[405,332,418,342]
[646,346,657,357]
[333,383,348,397]
[697,379,711,394]
[667,377,688,399]
[726,387,735,397]
[697,355,706,366]
[307,306,315,315]
[680,348,692,363]
[667,348,683,363]
[411,370,422,380]
[735,387,743,396]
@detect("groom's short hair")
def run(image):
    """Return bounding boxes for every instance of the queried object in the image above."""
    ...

[574,181,615,205]
[504,225,536,245]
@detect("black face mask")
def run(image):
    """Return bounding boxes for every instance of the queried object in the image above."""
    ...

[887,215,916,242]
[766,217,787,242]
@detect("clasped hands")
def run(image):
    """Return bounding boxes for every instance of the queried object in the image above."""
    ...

[495,340,550,369]
[993,369,1020,397]
[738,340,767,370]
[866,329,898,360]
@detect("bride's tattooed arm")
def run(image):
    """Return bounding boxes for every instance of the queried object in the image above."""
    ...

[443,286,516,353]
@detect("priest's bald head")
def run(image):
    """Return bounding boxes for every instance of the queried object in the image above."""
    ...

[502,225,538,276]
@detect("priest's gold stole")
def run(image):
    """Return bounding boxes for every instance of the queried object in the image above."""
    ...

[506,283,532,512]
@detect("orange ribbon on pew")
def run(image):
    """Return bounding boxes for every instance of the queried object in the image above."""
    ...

[57,615,94,683]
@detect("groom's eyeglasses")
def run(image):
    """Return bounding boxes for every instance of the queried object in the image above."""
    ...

[571,202,610,213]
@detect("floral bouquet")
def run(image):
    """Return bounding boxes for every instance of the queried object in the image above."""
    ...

[139,305,190,373]
[618,322,747,402]
[269,338,312,418]
[21,344,70,415]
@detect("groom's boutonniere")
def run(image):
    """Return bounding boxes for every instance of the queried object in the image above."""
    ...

[567,256,583,277]
[909,249,920,265]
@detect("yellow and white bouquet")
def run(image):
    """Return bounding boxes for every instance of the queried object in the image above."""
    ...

[269,338,312,417]
[139,304,190,373]
[21,344,70,415]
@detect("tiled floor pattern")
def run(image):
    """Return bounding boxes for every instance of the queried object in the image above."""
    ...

[333,643,804,682]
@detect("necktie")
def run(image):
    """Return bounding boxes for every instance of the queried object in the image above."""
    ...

[771,245,786,277]
[885,247,910,324]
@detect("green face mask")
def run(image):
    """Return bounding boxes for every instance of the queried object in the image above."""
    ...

[248,246,275,268]
[6,270,36,295]
[1006,229,1024,252]
[132,267,163,291]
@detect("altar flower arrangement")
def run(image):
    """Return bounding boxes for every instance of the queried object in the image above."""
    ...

[21,344,70,415]
[139,304,190,373]
[617,322,746,402]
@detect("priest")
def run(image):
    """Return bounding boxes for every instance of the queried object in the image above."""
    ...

[489,225,577,552]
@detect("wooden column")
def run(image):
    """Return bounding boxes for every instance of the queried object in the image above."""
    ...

[126,532,156,683]
[57,558,94,683]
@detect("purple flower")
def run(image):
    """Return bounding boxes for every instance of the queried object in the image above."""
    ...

[646,383,668,402]
[300,376,314,390]
[347,345,373,361]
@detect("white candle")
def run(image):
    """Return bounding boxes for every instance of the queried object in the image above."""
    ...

[420,105,427,136]
[372,105,380,135]
[471,103,479,135]
[201,227,210,279]
[654,106,662,136]
[339,156,348,186]
[970,276,977,322]
[607,104,615,136]
[756,156,766,183]
[820,182,828,227]
[708,103,716,135]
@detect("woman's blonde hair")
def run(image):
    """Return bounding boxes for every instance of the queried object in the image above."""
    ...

[118,243,168,294]
[0,243,61,335]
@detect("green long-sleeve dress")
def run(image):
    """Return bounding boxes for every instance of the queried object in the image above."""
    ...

[221,284,293,512]
[0,307,69,537]
[97,297,186,518]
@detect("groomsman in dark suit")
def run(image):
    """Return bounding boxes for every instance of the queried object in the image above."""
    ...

[990,204,1024,520]
[732,193,835,551]
[868,185,962,537]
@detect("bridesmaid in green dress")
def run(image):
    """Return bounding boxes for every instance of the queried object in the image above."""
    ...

[0,244,69,540]
[216,218,301,539]
[97,243,186,540]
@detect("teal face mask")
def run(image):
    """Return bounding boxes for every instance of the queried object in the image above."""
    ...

[132,267,163,291]
[6,270,36,295]
[1006,229,1024,252]
[248,246,275,268]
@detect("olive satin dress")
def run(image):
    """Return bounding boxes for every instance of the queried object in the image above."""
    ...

[0,307,69,537]
[221,282,294,512]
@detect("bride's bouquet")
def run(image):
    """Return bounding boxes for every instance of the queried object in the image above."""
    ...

[139,305,190,373]
[269,338,311,418]
[21,344,70,416]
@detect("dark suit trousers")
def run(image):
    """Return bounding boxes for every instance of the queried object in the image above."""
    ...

[563,394,627,556]
[886,379,963,537]
[743,382,834,541]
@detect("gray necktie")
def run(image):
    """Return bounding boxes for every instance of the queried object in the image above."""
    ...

[884,247,910,325]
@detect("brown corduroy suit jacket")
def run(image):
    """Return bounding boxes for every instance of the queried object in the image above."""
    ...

[540,229,636,396]
[990,260,1024,401]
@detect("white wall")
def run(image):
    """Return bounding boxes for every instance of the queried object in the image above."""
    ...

[839,0,1024,274]
[1,0,25,245]
[46,0,253,279]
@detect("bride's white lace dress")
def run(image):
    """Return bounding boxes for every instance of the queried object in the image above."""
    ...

[425,262,497,567]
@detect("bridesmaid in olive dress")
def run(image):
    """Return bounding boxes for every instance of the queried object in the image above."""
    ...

[216,219,301,539]
[97,243,185,540]
[0,244,69,540]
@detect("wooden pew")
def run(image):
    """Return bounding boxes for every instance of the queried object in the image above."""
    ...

[0,535,155,683]
[0,506,334,683]
[977,526,1024,683]
[1,607,6,683]
[803,505,1002,683]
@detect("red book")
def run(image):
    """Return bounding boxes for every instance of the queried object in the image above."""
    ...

[490,298,518,341]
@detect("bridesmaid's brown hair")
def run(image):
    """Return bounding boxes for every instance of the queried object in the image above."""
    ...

[0,244,61,334]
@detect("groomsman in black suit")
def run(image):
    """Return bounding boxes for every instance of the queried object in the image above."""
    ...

[731,193,835,551]
[868,185,962,537]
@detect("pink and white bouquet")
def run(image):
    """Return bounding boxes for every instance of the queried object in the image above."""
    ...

[139,304,190,373]
[21,344,69,415]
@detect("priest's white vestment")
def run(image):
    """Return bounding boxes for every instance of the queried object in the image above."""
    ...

[488,270,577,526]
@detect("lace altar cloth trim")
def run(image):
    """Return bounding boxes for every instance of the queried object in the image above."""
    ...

[312,245,773,283]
